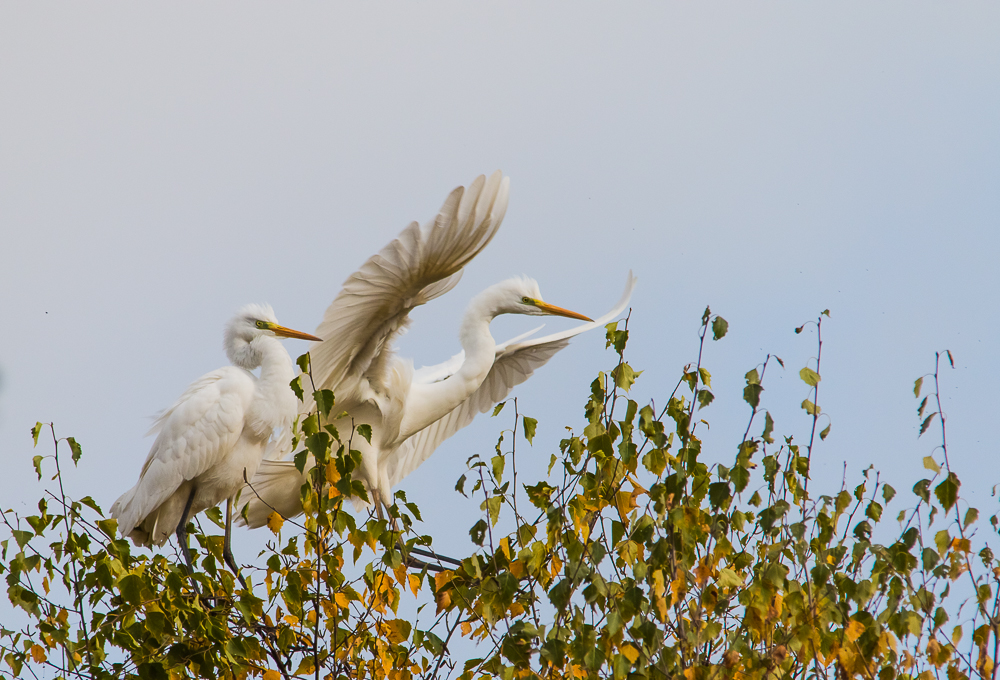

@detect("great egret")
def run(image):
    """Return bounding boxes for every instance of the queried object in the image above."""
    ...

[239,172,636,528]
[110,304,322,581]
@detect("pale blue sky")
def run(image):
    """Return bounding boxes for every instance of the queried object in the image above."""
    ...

[1,4,998,580]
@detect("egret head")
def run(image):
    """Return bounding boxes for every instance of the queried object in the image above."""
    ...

[492,277,593,321]
[225,304,321,369]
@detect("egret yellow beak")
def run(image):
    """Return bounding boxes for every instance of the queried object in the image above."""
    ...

[270,324,323,342]
[533,301,593,322]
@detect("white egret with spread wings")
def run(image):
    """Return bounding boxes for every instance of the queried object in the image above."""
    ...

[239,172,635,528]
[110,304,321,581]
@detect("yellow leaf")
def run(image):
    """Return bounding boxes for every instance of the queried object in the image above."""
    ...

[654,593,668,621]
[880,630,898,653]
[334,592,350,609]
[30,645,46,663]
[670,575,686,606]
[693,558,713,587]
[845,620,865,642]
[393,564,408,590]
[460,621,473,636]
[499,537,511,561]
[326,464,341,485]
[434,569,455,591]
[621,644,639,663]
[550,553,563,579]
[435,590,451,614]
[284,614,300,626]
[651,570,666,598]
[508,602,525,617]
[407,573,421,597]
[264,671,281,680]
[42,577,50,595]
[383,618,409,644]
[267,512,284,534]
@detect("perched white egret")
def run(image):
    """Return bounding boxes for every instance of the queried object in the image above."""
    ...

[110,304,322,579]
[239,172,635,528]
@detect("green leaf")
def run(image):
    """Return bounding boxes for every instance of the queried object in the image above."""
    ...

[717,568,743,589]
[762,412,775,444]
[289,376,304,401]
[882,484,896,504]
[455,474,467,496]
[491,455,505,483]
[964,508,979,529]
[799,367,821,387]
[821,309,831,317]
[697,390,714,410]
[523,416,537,445]
[356,424,372,445]
[935,473,960,511]
[31,422,43,447]
[801,399,819,416]
[914,377,923,398]
[302,413,319,436]
[708,482,731,509]
[712,316,728,340]
[469,519,487,546]
[919,412,937,437]
[698,367,712,388]
[486,495,502,526]
[66,437,82,465]
[79,495,103,515]
[314,389,335,418]
[913,479,931,503]
[31,455,43,481]
[605,322,628,354]
[923,456,941,473]
[611,363,641,391]
[492,401,506,417]
[296,352,310,374]
[819,423,831,441]
[744,384,763,409]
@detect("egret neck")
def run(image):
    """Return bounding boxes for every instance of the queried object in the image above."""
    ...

[398,283,506,440]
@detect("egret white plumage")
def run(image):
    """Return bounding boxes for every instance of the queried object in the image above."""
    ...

[239,172,636,529]
[110,304,322,580]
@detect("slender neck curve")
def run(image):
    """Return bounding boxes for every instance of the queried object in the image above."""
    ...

[398,284,510,441]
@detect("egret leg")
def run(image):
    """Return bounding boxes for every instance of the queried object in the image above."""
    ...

[175,487,199,591]
[223,497,250,592]
[377,495,459,572]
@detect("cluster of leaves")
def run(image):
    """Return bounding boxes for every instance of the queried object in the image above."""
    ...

[3,310,999,680]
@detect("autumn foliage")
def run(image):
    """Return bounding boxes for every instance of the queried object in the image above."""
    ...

[2,310,998,680]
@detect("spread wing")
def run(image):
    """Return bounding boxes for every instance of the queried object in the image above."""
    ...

[385,271,636,487]
[309,171,510,407]
[110,367,256,536]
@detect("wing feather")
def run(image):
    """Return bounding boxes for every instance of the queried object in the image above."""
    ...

[111,367,255,537]
[386,271,636,486]
[310,172,509,404]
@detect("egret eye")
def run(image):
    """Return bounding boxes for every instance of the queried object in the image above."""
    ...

[522,297,531,304]
[255,320,266,329]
